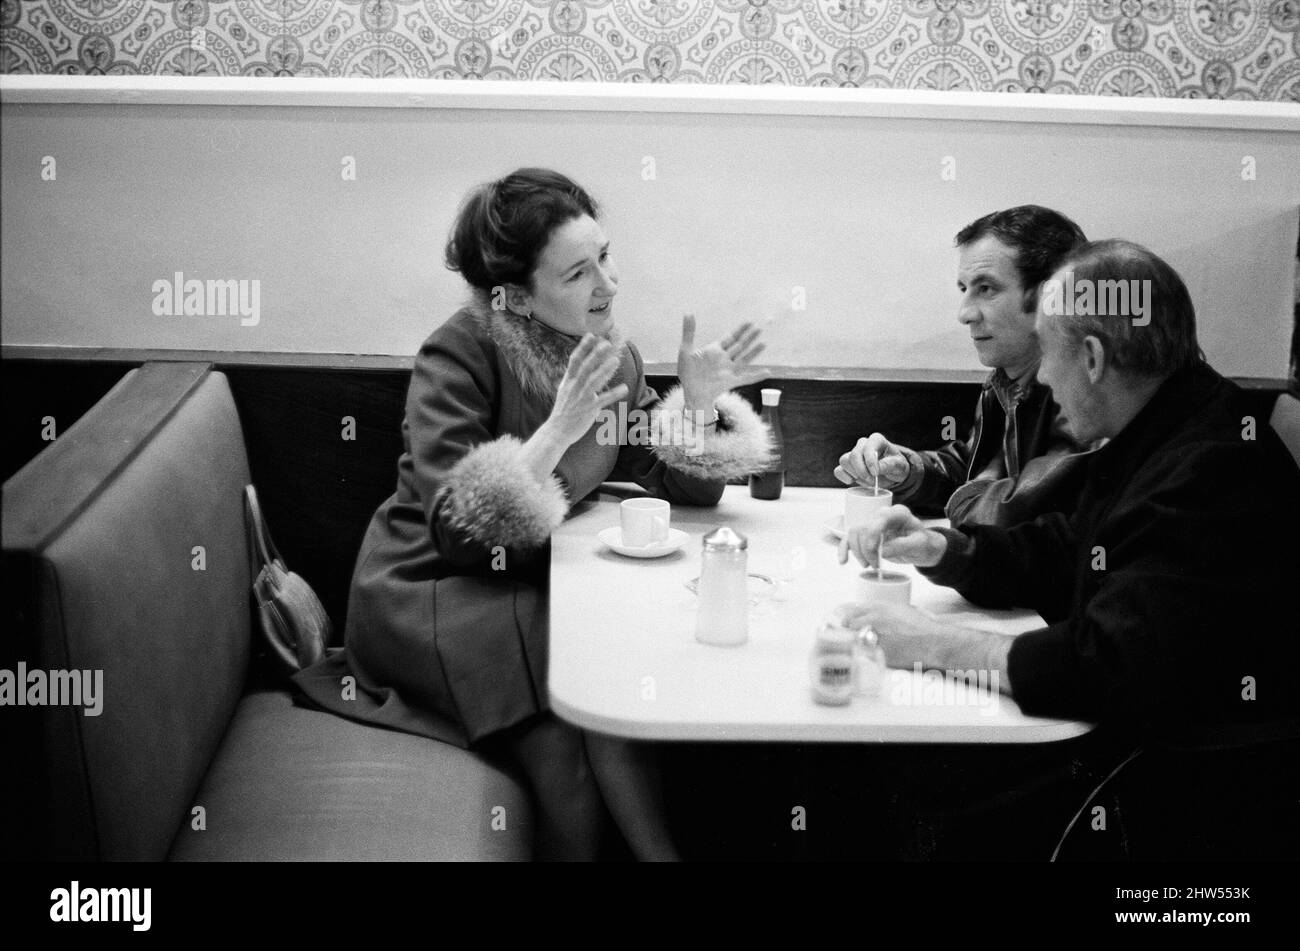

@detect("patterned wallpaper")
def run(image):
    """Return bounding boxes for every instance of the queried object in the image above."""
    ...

[1,1,1297,99]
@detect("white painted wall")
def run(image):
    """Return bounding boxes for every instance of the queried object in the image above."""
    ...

[2,79,1297,377]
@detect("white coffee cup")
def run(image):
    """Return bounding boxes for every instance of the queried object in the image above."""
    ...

[856,569,912,606]
[845,485,893,533]
[621,498,670,547]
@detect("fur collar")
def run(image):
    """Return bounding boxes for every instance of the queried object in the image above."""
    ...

[465,294,628,403]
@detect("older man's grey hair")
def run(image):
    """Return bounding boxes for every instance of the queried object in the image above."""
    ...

[1050,239,1204,378]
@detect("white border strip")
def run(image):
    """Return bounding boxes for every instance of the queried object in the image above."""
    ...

[2,76,1298,131]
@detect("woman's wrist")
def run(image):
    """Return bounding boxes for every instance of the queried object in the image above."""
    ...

[520,422,568,483]
[682,392,718,416]
[680,403,720,441]
[680,379,719,416]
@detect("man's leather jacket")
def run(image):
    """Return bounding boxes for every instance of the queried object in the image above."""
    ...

[895,368,1096,528]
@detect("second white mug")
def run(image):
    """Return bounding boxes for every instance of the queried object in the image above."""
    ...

[845,485,893,533]
[856,569,913,606]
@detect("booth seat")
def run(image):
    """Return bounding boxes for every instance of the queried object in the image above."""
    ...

[1,361,531,861]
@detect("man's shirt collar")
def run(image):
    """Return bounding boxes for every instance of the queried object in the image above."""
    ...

[987,361,1041,411]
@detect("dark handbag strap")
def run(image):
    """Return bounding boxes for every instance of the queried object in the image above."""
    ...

[243,484,284,571]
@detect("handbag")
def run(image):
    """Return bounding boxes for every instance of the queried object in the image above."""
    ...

[244,484,331,673]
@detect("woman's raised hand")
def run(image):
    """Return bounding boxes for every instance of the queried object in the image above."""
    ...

[547,334,629,447]
[676,314,767,412]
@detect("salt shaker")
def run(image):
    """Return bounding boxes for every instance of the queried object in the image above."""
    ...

[810,621,856,705]
[695,526,749,646]
[853,626,887,698]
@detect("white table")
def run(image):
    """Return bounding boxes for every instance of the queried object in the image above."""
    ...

[549,485,1094,743]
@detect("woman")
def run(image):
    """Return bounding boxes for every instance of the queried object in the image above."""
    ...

[295,168,773,859]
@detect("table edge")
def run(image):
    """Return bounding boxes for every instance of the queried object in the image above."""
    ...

[549,691,1096,744]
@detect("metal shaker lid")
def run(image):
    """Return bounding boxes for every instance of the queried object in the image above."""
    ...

[702,526,748,551]
[814,621,856,650]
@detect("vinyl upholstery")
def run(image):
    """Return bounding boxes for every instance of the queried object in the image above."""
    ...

[3,363,530,861]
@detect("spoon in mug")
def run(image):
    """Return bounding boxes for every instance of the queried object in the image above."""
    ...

[875,470,883,579]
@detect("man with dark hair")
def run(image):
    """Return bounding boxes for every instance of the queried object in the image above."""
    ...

[837,240,1300,856]
[836,205,1092,528]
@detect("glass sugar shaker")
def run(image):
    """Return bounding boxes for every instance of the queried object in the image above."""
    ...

[695,527,749,646]
[853,626,887,698]
[810,621,856,706]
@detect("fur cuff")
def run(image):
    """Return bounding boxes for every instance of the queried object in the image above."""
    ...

[440,435,568,549]
[650,386,775,481]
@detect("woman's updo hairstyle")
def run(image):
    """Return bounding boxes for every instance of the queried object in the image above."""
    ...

[445,168,600,295]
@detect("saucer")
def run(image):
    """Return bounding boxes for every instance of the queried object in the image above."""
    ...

[598,526,688,558]
[824,516,847,540]
[684,572,776,605]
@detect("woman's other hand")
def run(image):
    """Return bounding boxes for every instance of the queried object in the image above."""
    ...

[676,314,767,412]
[549,334,629,446]
[521,334,628,484]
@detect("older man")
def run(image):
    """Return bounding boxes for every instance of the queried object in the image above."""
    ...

[841,239,1300,729]
[836,206,1092,528]
[832,239,1300,859]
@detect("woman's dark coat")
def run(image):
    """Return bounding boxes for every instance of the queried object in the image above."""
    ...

[294,301,772,747]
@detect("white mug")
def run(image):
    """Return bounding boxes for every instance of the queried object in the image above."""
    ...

[856,569,913,606]
[845,485,893,533]
[621,498,670,547]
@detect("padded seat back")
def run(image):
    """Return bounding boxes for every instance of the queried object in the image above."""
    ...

[2,363,252,860]
[1270,392,1300,473]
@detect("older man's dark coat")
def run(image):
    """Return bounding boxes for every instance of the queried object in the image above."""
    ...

[925,361,1300,733]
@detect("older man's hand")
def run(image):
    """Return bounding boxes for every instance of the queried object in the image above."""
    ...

[834,602,1016,696]
[833,602,944,669]
[837,504,947,569]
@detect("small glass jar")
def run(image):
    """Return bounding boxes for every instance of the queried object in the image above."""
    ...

[810,621,856,705]
[853,626,887,698]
